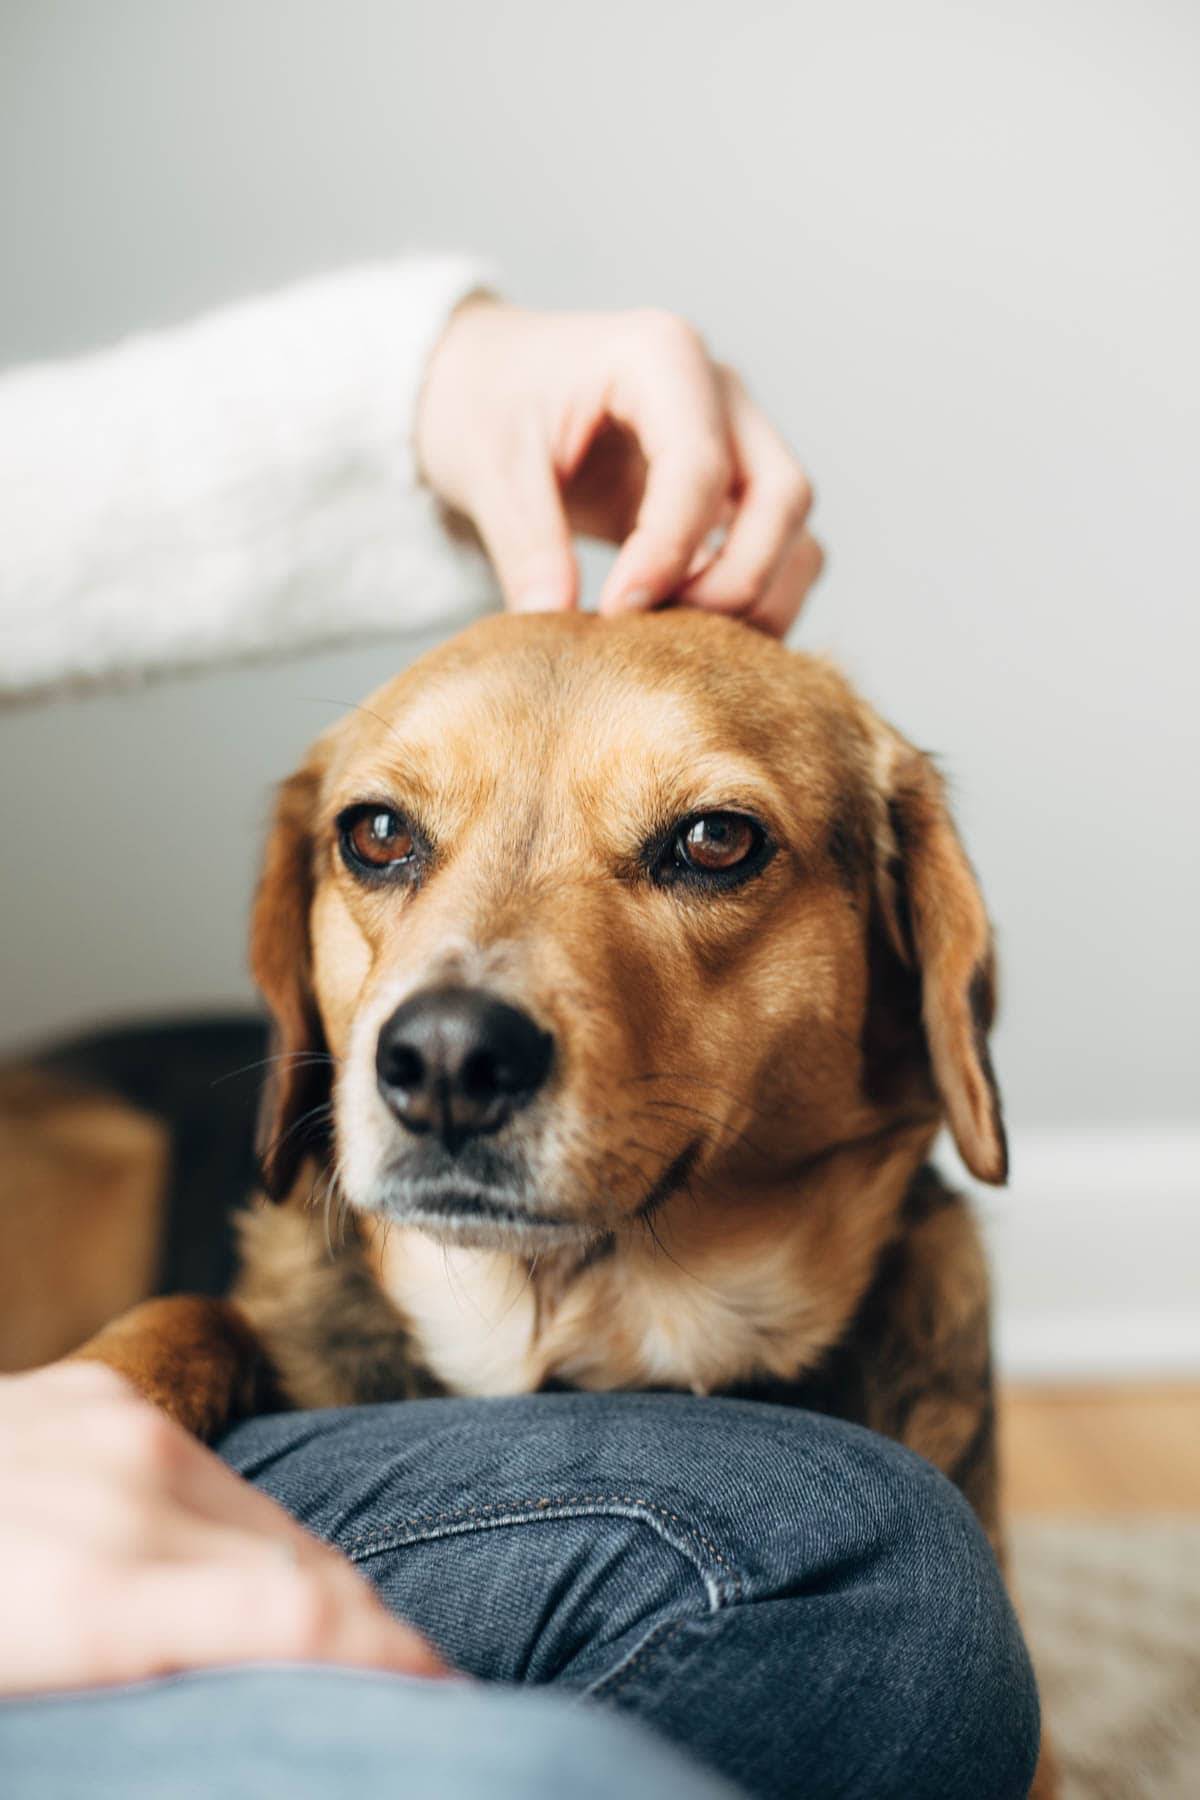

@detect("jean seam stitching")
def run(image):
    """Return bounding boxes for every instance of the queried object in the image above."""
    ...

[339,1493,737,1569]
[341,1497,744,1608]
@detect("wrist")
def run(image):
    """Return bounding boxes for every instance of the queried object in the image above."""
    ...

[415,293,504,498]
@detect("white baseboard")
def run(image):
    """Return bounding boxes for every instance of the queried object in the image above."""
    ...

[940,1127,1200,1383]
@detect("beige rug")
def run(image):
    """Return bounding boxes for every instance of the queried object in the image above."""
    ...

[1011,1520,1200,1799]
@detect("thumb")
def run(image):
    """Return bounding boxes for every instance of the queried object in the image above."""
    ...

[469,451,579,614]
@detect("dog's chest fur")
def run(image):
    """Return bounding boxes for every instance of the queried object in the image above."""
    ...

[372,1225,841,1398]
[235,1132,932,1406]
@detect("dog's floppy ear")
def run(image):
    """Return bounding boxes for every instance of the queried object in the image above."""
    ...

[872,736,1008,1185]
[249,760,330,1200]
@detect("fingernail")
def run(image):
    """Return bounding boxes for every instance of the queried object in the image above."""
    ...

[515,589,567,613]
[621,586,655,612]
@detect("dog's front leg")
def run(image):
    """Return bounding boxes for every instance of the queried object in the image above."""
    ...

[68,1295,274,1441]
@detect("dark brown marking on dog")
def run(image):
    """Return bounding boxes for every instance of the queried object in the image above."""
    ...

[234,1202,444,1410]
[827,805,869,892]
[899,1163,958,1227]
[574,1231,617,1273]
[859,895,929,1109]
[250,768,334,1202]
[947,1382,997,1503]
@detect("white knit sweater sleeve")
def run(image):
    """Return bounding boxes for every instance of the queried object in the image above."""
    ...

[0,257,500,699]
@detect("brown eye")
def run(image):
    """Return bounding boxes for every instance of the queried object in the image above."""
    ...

[339,805,417,874]
[675,813,762,874]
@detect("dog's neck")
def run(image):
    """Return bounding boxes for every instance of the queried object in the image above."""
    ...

[362,1119,937,1399]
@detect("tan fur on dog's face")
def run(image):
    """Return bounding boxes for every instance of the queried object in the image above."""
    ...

[252,612,1005,1264]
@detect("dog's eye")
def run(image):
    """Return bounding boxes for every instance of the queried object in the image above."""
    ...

[678,814,758,872]
[338,805,419,876]
[653,811,771,888]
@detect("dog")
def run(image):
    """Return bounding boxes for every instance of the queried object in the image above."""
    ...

[71,606,1054,1792]
[75,605,1006,1512]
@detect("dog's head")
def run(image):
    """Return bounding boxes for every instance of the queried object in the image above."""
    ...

[251,612,1005,1251]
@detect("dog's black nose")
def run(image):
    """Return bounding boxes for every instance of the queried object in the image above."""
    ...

[376,986,553,1151]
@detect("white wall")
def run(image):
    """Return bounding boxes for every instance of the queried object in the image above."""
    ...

[2,0,1197,1149]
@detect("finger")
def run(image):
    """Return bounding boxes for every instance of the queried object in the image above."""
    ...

[468,438,579,614]
[682,370,813,613]
[597,319,733,613]
[744,531,826,638]
[126,1559,453,1683]
[598,444,731,615]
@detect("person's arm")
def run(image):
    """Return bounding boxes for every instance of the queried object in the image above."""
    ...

[0,258,500,699]
[1,267,824,703]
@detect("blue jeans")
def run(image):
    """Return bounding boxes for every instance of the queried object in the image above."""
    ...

[0,1394,1039,1798]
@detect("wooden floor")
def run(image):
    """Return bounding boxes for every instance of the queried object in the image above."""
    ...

[1001,1383,1200,1515]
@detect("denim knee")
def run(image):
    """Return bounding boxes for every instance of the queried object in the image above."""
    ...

[502,1398,1042,1800]
[804,1429,1041,1800]
[600,1412,1041,1800]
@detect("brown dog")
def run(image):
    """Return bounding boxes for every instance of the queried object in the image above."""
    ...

[78,607,1006,1514]
[76,607,1053,1789]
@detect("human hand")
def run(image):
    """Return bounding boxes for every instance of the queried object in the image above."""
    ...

[416,299,822,637]
[0,1362,451,1695]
